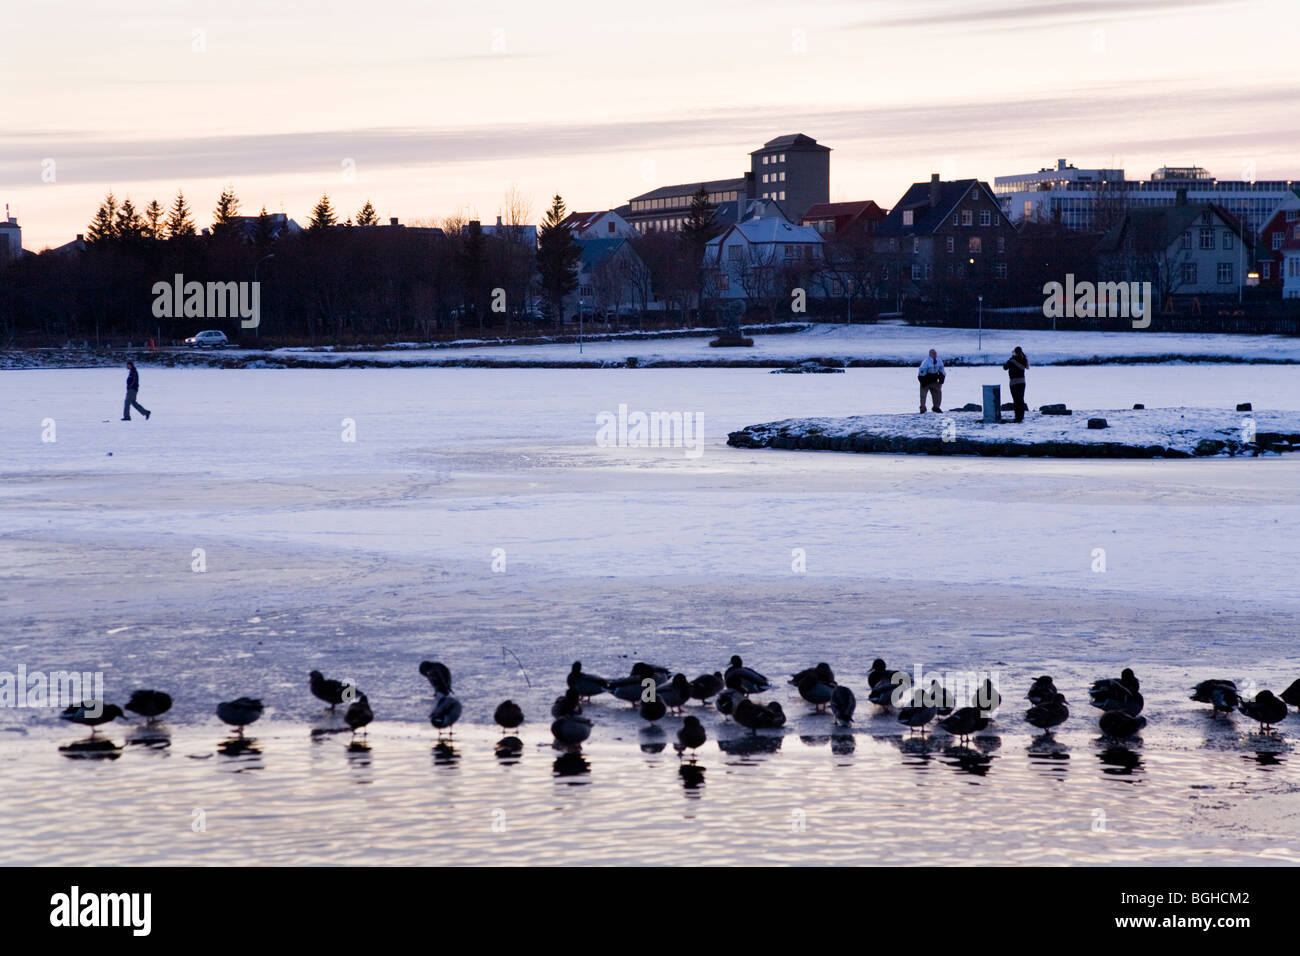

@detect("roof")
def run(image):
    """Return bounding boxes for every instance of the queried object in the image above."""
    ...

[705,213,823,248]
[1096,202,1244,254]
[874,179,993,236]
[628,177,748,204]
[800,201,883,220]
[751,133,829,153]
[560,211,608,233]
[576,237,633,270]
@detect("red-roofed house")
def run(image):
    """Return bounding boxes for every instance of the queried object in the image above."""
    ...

[799,200,887,238]
[560,209,636,240]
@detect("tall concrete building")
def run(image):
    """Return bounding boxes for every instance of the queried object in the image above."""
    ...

[0,206,22,262]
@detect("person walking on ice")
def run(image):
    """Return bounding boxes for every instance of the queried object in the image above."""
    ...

[1003,347,1029,422]
[122,360,151,421]
[917,349,945,413]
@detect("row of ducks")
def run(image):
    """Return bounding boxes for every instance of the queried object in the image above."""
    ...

[59,661,1300,749]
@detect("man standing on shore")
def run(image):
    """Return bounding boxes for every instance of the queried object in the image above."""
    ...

[917,349,945,414]
[122,361,151,421]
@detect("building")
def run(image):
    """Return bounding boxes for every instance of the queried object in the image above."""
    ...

[1095,197,1246,301]
[479,215,537,247]
[227,212,302,242]
[1253,195,1300,290]
[1281,222,1300,300]
[799,200,887,237]
[623,133,831,234]
[873,175,1016,304]
[0,206,22,263]
[560,209,636,241]
[703,205,824,303]
[567,238,652,321]
[994,158,1299,237]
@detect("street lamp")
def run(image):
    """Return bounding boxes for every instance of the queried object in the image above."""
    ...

[578,297,585,354]
[978,294,983,350]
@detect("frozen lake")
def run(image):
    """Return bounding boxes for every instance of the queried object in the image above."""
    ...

[3,364,1299,864]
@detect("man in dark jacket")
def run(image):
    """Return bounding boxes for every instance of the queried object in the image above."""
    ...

[917,349,945,413]
[1002,347,1028,422]
[122,361,151,421]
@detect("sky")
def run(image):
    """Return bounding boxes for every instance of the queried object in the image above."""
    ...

[2,0,1297,251]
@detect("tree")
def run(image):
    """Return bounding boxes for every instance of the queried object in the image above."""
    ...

[679,186,718,320]
[115,197,146,243]
[253,206,275,248]
[166,189,196,239]
[356,200,379,226]
[536,194,579,322]
[308,194,338,231]
[211,187,241,240]
[86,191,119,244]
[143,200,165,241]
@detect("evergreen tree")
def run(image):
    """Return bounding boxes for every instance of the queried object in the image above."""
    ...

[253,206,275,248]
[143,199,165,240]
[680,186,717,320]
[166,189,196,239]
[356,200,379,226]
[536,194,579,321]
[308,194,338,231]
[115,197,146,243]
[86,190,119,244]
[211,187,241,240]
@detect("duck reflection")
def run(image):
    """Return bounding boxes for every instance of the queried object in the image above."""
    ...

[639,725,667,755]
[798,734,832,748]
[678,762,706,793]
[829,730,856,758]
[716,732,783,760]
[495,735,524,764]
[126,726,171,752]
[59,737,122,760]
[217,735,264,770]
[553,750,591,778]
[1245,750,1285,769]
[1027,736,1070,776]
[1097,744,1143,775]
[432,740,459,767]
[940,743,995,777]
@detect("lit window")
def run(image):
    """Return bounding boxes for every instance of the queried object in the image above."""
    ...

[779,172,786,182]
[779,192,785,200]
[779,153,785,162]
[968,236,982,253]
[762,156,769,165]
[902,210,913,226]
[961,210,973,226]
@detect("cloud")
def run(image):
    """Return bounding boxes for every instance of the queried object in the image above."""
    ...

[860,0,1243,30]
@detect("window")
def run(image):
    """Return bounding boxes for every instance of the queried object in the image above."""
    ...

[997,236,1006,253]
[1217,262,1233,284]
[946,236,954,253]
[970,187,980,201]
[952,213,960,226]
[924,263,933,279]
[761,173,768,184]
[1288,209,1299,221]
[779,153,785,162]
[911,264,922,280]
[902,210,914,226]
[1023,200,1033,219]
[1181,231,1192,250]
[1199,227,1214,249]
[762,156,769,165]
[785,244,797,259]
[889,238,897,251]
[607,221,615,233]
[961,210,973,226]
[968,236,982,253]
[717,274,729,290]
[778,172,786,182]
[979,210,991,226]
[912,237,920,254]
[1223,230,1233,249]
[1274,232,1284,250]
[995,262,1008,278]
[1262,262,1271,279]
[1181,263,1198,284]
[779,191,785,201]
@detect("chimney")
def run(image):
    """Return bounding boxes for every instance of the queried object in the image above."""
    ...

[496,215,503,227]
[929,173,941,208]
[390,217,399,226]
[1175,188,1187,206]
[76,233,84,242]
[1057,158,1067,171]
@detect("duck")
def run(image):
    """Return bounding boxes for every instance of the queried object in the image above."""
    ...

[551,714,593,746]
[1025,692,1069,733]
[639,697,667,723]
[551,689,583,718]
[830,685,856,725]
[567,662,608,700]
[124,689,172,723]
[1099,710,1146,737]
[868,675,907,710]
[494,700,524,733]
[970,678,1000,716]
[430,695,463,733]
[345,694,373,736]
[938,706,988,743]
[897,689,937,733]
[690,672,725,703]
[1190,679,1238,716]
[1026,676,1057,706]
[1278,679,1300,710]
[797,669,836,712]
[676,716,707,757]
[309,670,350,710]
[608,674,651,707]
[867,658,903,690]
[216,697,264,735]
[724,656,770,694]
[657,674,692,714]
[716,687,744,720]
[1240,690,1288,732]
[789,662,836,688]
[733,698,786,733]
[418,660,453,696]
[630,662,671,684]
[59,702,126,734]
[1089,668,1143,715]
[927,681,958,717]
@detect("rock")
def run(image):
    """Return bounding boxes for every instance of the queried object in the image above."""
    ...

[1194,439,1227,456]
[1001,402,1015,411]
[1087,418,1108,429]
[1040,403,1070,415]
[1236,402,1252,411]
[1132,403,1145,410]
[625,356,639,368]
[960,403,981,412]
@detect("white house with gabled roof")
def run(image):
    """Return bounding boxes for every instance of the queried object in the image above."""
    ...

[704,206,824,302]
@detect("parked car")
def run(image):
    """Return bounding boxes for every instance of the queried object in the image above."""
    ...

[184,330,228,348]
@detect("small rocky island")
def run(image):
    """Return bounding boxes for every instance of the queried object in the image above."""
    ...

[727,406,1300,459]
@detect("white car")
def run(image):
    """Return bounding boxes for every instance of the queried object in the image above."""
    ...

[184,330,228,348]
